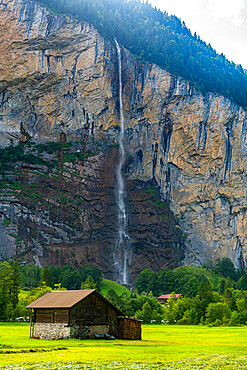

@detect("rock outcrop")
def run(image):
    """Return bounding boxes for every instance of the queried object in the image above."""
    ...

[0,0,246,280]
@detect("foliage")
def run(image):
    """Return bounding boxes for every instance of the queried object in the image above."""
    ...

[106,290,164,322]
[135,269,160,295]
[106,288,119,306]
[236,272,247,290]
[36,0,247,109]
[0,262,104,321]
[135,263,239,299]
[134,261,247,327]
[0,142,51,177]
[19,264,102,291]
[99,278,131,297]
[162,283,247,326]
[20,265,41,289]
[81,275,97,290]
[213,257,238,281]
[206,302,231,325]
[41,265,51,287]
[1,258,247,325]
[27,282,52,304]
[0,262,20,321]
[157,268,175,296]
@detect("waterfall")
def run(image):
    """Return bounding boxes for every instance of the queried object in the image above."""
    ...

[114,39,132,285]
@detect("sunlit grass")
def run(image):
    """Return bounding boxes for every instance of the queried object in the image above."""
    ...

[0,324,247,369]
[19,289,30,299]
[99,279,131,297]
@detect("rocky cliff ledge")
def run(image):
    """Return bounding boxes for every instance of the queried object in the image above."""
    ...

[0,0,246,280]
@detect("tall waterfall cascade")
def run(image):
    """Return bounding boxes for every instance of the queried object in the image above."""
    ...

[114,40,132,285]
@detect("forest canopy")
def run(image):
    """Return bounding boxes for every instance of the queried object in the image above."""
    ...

[36,0,247,109]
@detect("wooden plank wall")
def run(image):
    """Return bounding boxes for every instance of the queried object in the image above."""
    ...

[71,294,115,326]
[117,318,142,340]
[35,309,69,324]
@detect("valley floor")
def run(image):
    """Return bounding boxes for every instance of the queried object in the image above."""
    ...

[0,323,247,369]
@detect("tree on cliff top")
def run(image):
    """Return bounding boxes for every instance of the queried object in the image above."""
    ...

[37,0,247,109]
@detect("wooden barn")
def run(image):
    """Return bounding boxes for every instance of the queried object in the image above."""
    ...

[26,289,141,340]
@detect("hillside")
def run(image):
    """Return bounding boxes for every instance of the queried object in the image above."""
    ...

[174,266,235,293]
[99,278,131,297]
[37,0,247,108]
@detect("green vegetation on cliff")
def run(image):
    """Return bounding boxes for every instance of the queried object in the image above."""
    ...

[37,0,247,108]
[0,139,98,225]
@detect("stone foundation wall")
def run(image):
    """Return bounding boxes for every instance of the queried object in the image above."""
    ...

[33,322,114,339]
[33,323,71,340]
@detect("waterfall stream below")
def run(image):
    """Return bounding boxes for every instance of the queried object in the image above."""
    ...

[114,40,132,285]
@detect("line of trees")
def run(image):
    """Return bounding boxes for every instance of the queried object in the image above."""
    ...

[163,284,247,326]
[2,257,247,326]
[20,264,102,290]
[125,257,247,325]
[105,281,247,326]
[37,0,247,108]
[135,258,245,298]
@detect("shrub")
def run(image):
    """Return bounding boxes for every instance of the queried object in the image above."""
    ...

[206,302,231,325]
[228,311,242,326]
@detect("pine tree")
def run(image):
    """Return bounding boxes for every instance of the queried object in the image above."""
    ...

[81,275,97,290]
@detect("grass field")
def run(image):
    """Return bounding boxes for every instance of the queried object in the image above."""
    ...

[0,324,247,369]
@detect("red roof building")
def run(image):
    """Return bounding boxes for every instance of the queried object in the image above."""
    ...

[158,294,183,304]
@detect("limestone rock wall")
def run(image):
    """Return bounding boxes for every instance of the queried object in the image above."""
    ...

[0,0,246,275]
[120,51,247,268]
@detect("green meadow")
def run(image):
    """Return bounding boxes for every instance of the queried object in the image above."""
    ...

[0,324,247,369]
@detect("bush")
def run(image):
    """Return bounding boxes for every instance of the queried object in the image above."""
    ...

[228,311,242,326]
[206,302,231,325]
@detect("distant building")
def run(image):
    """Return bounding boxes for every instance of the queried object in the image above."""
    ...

[157,294,183,305]
[26,289,141,340]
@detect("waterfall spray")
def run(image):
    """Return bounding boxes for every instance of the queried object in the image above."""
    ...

[114,39,132,285]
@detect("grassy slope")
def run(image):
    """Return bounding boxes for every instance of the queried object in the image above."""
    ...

[99,279,131,297]
[0,324,247,368]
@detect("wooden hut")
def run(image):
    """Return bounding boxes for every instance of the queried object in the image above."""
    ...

[26,289,141,340]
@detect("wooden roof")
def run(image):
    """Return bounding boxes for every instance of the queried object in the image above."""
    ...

[26,289,124,315]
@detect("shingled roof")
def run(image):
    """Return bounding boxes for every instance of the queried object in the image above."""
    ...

[26,289,124,315]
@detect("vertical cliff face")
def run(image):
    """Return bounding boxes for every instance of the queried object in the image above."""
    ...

[0,0,119,146]
[0,0,246,279]
[120,51,247,268]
